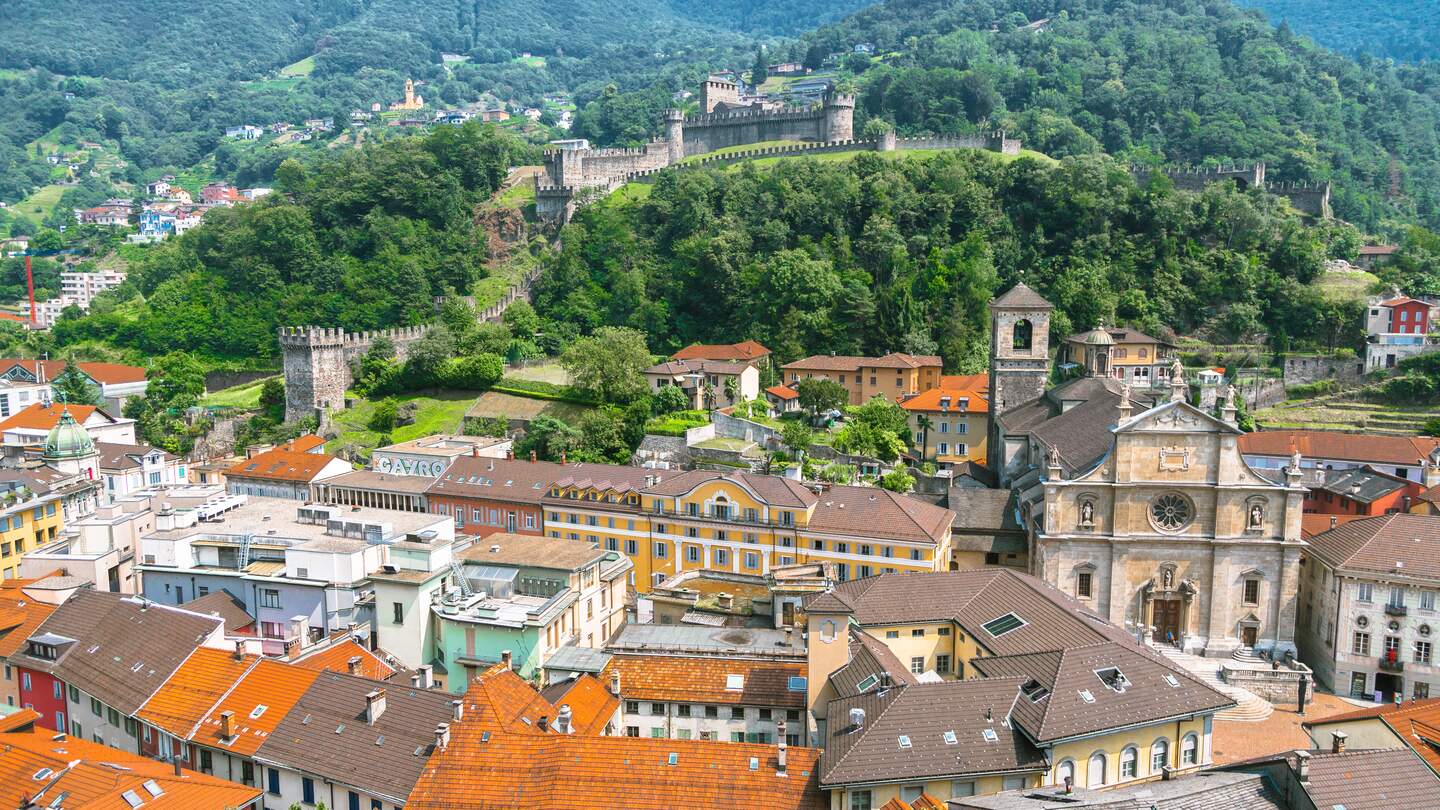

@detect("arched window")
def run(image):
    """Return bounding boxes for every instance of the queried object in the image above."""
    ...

[1150,739,1169,773]
[1055,759,1075,788]
[1087,751,1107,786]
[1120,746,1138,780]
[1181,733,1199,766]
[1012,319,1033,351]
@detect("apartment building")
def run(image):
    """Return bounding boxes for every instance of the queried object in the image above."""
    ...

[1365,291,1436,372]
[0,476,64,581]
[1240,429,1440,483]
[422,455,572,537]
[542,468,954,592]
[371,434,512,478]
[806,570,1233,807]
[644,358,761,409]
[780,353,943,406]
[608,654,807,744]
[1297,514,1440,703]
[900,374,990,466]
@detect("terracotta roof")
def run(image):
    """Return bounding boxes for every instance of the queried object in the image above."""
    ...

[180,590,254,633]
[604,655,806,708]
[643,469,816,507]
[136,647,261,738]
[284,434,326,452]
[990,283,1053,310]
[292,640,397,680]
[1382,296,1425,307]
[1238,430,1440,466]
[822,677,1048,787]
[1300,513,1368,539]
[0,725,262,810]
[0,402,101,432]
[971,641,1234,743]
[672,340,771,362]
[192,658,319,756]
[781,352,942,372]
[805,485,954,545]
[900,386,990,413]
[1063,326,1174,347]
[256,671,459,802]
[1304,514,1440,580]
[1304,697,1440,775]
[646,358,752,376]
[458,532,609,571]
[941,373,988,393]
[0,583,55,658]
[766,383,799,400]
[1299,748,1440,809]
[1360,244,1400,255]
[427,457,573,503]
[0,359,147,386]
[226,447,345,482]
[1423,484,1440,505]
[407,676,825,810]
[10,590,223,715]
[880,796,946,810]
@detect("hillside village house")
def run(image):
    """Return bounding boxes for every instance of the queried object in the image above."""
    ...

[224,445,351,499]
[1365,291,1436,372]
[0,377,50,418]
[1062,325,1177,386]
[1296,514,1440,703]
[541,467,954,592]
[900,373,990,466]
[781,353,942,406]
[805,570,1233,807]
[1239,430,1440,483]
[672,340,772,367]
[97,442,186,501]
[644,358,760,409]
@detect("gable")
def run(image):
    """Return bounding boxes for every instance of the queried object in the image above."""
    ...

[1117,400,1239,436]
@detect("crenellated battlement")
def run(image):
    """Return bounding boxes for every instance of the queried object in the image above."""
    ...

[682,105,826,126]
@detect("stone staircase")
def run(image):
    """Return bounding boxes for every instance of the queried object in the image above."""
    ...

[1156,646,1274,722]
[1232,647,1266,664]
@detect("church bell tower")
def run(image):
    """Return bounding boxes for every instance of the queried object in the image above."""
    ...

[987,283,1053,476]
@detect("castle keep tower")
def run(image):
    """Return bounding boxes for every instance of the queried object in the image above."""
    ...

[987,283,1053,473]
[700,76,740,113]
[280,327,349,424]
[822,91,855,142]
[664,109,685,165]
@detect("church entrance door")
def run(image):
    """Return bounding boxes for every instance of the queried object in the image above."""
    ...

[1152,599,1182,646]
[1241,626,1258,648]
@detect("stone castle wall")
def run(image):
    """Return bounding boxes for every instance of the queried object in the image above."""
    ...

[1131,163,1332,218]
[279,325,429,423]
[680,105,835,157]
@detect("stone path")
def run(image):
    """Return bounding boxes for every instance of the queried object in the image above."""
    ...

[1155,646,1274,722]
[1211,691,1358,765]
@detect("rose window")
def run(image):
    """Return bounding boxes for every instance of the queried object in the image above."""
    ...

[1150,494,1193,532]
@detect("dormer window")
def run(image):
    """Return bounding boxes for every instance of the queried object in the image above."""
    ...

[1096,667,1130,693]
[27,641,57,660]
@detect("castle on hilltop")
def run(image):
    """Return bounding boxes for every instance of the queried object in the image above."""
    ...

[535,76,1021,224]
[1129,163,1332,219]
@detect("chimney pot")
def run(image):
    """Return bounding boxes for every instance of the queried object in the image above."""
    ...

[530,450,537,462]
[365,688,387,724]
[233,640,245,661]
[411,673,421,688]
[173,756,182,777]
[1331,730,1347,754]
[219,710,235,739]
[556,704,573,734]
[1330,515,1338,529]
[1295,749,1312,781]
[609,669,621,696]
[347,655,362,675]
[501,649,512,667]
[538,715,549,732]
[776,737,788,775]
[472,446,479,458]
[453,700,464,722]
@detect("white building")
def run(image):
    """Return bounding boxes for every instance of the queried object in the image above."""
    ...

[225,125,263,140]
[1364,290,1437,372]
[1297,513,1440,703]
[60,269,127,309]
[97,442,188,502]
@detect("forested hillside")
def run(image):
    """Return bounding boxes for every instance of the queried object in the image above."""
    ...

[1238,0,1440,62]
[799,0,1440,235]
[534,153,1367,372]
[51,123,534,359]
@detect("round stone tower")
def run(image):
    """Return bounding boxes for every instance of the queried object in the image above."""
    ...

[822,91,855,142]
[664,109,686,164]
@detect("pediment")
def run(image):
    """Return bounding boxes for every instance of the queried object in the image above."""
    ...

[1117,400,1240,435]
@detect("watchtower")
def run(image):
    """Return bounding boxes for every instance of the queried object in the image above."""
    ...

[987,283,1053,475]
[822,91,855,142]
[700,77,739,113]
[664,109,685,165]
[279,327,349,423]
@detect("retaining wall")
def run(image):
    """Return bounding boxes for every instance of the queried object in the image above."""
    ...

[712,410,781,447]
[1222,662,1313,707]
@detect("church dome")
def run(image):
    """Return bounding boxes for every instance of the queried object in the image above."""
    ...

[1081,324,1114,346]
[44,408,95,460]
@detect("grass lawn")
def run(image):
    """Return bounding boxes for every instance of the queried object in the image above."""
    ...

[694,437,753,451]
[513,55,546,68]
[465,390,593,424]
[679,140,807,164]
[279,55,317,77]
[506,363,569,385]
[200,376,276,409]
[608,183,653,204]
[328,391,479,453]
[17,184,67,221]
[1316,264,1380,304]
[495,180,536,209]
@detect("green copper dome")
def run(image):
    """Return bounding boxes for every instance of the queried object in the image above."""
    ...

[44,408,95,460]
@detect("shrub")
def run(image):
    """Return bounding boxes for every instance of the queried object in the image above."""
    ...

[1286,380,1337,399]
[369,399,398,432]
[440,353,504,390]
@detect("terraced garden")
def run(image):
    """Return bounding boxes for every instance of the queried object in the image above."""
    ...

[1254,394,1437,435]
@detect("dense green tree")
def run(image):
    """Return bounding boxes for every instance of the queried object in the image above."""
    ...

[560,326,652,404]
[795,378,848,418]
[52,362,102,406]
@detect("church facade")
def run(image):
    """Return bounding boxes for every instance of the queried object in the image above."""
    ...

[988,285,1307,658]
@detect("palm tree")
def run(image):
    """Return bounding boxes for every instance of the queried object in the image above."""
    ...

[723,377,739,406]
[915,414,933,460]
[702,381,716,411]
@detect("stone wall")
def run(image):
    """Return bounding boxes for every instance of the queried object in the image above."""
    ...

[712,410,782,447]
[278,325,428,423]
[1130,163,1332,218]
[1283,355,1366,387]
[1221,662,1313,707]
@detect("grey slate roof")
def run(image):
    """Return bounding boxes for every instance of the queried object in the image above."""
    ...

[951,769,1280,809]
[996,376,1146,476]
[1316,465,1411,504]
[10,590,222,715]
[256,670,456,803]
[991,283,1054,310]
[971,641,1234,743]
[820,677,1048,787]
[1295,747,1440,810]
[181,590,255,633]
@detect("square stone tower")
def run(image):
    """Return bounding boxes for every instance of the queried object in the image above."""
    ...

[279,326,349,423]
[987,283,1053,472]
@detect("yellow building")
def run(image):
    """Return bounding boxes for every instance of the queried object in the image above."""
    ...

[1062,324,1176,386]
[389,78,425,111]
[542,469,954,593]
[0,489,64,580]
[805,570,1233,808]
[900,373,990,466]
[780,353,943,406]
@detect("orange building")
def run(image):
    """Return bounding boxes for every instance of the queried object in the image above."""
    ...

[1306,465,1429,516]
[779,352,942,406]
[900,373,990,466]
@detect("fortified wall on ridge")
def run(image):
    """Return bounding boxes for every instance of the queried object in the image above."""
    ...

[1129,163,1333,219]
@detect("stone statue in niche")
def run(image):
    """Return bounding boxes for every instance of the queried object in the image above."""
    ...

[1248,504,1264,530]
[1162,568,1174,590]
[1079,500,1095,527]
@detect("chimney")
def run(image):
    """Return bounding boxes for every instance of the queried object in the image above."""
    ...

[434,722,450,751]
[364,688,387,724]
[561,451,566,465]
[776,736,788,776]
[233,640,245,661]
[506,448,514,460]
[1294,749,1311,782]
[538,715,549,732]
[411,673,421,688]
[716,592,734,610]
[609,669,622,696]
[418,664,434,689]
[1330,515,1338,529]
[471,445,479,458]
[848,707,866,729]
[1331,730,1347,754]
[556,704,573,734]
[453,700,464,723]
[530,450,537,463]
[784,626,794,646]
[501,649,512,668]
[219,710,235,739]
[173,756,183,777]
[1161,765,1176,781]
[347,656,362,675]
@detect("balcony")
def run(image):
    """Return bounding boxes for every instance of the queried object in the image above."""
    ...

[1385,603,1408,617]
[1379,655,1405,673]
